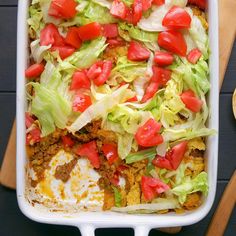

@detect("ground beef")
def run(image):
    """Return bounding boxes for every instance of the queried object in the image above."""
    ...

[54,158,78,182]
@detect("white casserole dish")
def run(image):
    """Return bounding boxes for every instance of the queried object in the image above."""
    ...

[16,1,219,235]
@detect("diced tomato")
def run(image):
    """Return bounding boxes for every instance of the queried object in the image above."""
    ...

[65,27,82,49]
[162,6,192,30]
[152,0,165,6]
[135,118,163,147]
[77,22,102,41]
[188,0,206,9]
[62,135,74,148]
[110,0,127,20]
[142,66,171,102]
[141,176,170,201]
[154,51,174,66]
[25,63,45,78]
[70,71,91,90]
[132,0,143,25]
[94,60,113,86]
[152,141,188,170]
[87,62,103,80]
[117,164,128,173]
[110,171,120,186]
[72,93,92,112]
[152,66,172,85]
[102,24,119,38]
[126,95,138,102]
[125,7,134,24]
[187,48,202,64]
[48,0,77,19]
[76,141,100,168]
[51,45,75,59]
[142,0,153,11]
[25,112,35,128]
[180,89,203,112]
[102,143,119,165]
[107,38,126,48]
[158,30,187,56]
[128,41,150,61]
[141,81,159,103]
[26,128,41,145]
[40,23,65,47]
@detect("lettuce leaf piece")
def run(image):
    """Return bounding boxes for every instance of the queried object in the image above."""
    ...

[68,85,133,133]
[112,186,122,207]
[27,3,45,39]
[118,22,158,43]
[70,1,117,25]
[29,82,72,137]
[64,37,107,68]
[125,147,156,164]
[111,198,180,213]
[117,133,135,160]
[111,56,147,83]
[108,104,153,134]
[173,57,210,95]
[171,172,208,204]
[30,39,51,63]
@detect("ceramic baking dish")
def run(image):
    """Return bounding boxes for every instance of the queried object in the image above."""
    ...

[16,1,219,235]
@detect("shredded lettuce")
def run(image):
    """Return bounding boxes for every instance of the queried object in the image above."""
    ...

[27,3,45,38]
[118,23,158,43]
[112,186,122,207]
[64,37,107,68]
[30,39,51,63]
[125,147,156,164]
[67,85,133,133]
[111,56,147,83]
[29,82,72,137]
[172,172,208,204]
[111,198,180,213]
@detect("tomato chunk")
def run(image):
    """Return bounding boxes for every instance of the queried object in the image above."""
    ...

[128,41,150,61]
[152,141,188,170]
[107,38,126,48]
[65,27,82,49]
[180,89,203,112]
[48,0,77,19]
[25,112,35,128]
[102,143,119,165]
[126,95,138,102]
[77,22,102,41]
[70,71,91,90]
[87,60,112,86]
[135,118,163,147]
[62,136,74,148]
[25,63,45,78]
[72,93,92,112]
[142,0,153,11]
[152,0,165,6]
[26,127,41,145]
[188,0,206,9]
[187,48,202,64]
[154,51,174,67]
[76,141,100,168]
[141,176,170,201]
[158,30,187,56]
[93,60,113,86]
[162,6,192,30]
[132,0,143,25]
[102,24,119,38]
[51,45,75,59]
[110,0,127,20]
[40,23,65,47]
[142,66,171,102]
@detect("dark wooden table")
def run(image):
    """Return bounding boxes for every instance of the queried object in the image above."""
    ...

[0,2,235,236]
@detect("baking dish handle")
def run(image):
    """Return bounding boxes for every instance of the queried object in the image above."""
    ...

[134,226,150,236]
[79,225,95,236]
